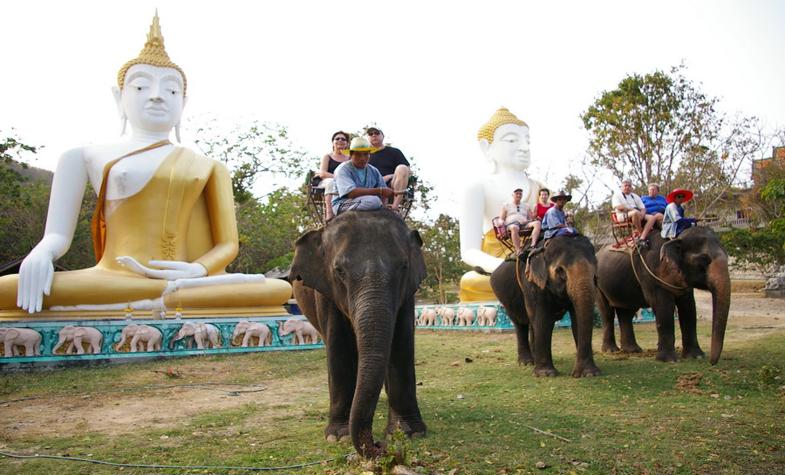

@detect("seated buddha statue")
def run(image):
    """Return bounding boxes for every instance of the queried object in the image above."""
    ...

[0,13,291,315]
[458,108,544,302]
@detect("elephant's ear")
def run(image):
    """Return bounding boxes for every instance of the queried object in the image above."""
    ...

[291,229,332,298]
[525,253,548,290]
[407,230,427,295]
[5,329,19,340]
[659,239,685,275]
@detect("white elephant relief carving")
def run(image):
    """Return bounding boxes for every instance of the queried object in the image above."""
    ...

[232,321,272,347]
[417,307,437,326]
[278,319,321,345]
[53,326,103,355]
[0,327,42,357]
[171,323,220,349]
[476,306,498,326]
[436,306,456,326]
[456,307,475,326]
[115,324,162,352]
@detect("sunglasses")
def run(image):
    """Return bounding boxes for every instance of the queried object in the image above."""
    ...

[334,137,347,141]
[367,131,381,136]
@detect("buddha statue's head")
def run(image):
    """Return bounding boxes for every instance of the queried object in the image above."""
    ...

[477,108,531,174]
[112,12,187,138]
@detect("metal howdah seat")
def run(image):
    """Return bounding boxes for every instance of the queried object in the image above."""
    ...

[304,171,417,227]
[610,212,636,248]
[492,216,533,256]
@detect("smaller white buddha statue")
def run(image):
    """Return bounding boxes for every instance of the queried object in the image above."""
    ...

[458,108,543,301]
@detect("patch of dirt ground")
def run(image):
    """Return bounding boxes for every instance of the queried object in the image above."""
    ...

[0,359,326,440]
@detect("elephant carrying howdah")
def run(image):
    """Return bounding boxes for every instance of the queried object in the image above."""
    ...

[490,235,600,377]
[595,226,730,364]
[290,209,427,458]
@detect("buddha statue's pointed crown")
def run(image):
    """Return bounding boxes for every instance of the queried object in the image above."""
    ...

[117,10,187,95]
[477,107,528,143]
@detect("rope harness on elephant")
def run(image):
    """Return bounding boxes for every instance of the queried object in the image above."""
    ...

[515,252,525,292]
[630,246,688,291]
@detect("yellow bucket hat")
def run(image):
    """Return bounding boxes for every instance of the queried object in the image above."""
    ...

[349,136,374,152]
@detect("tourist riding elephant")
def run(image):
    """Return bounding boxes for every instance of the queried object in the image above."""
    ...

[491,235,600,377]
[596,226,730,364]
[52,326,103,354]
[0,327,42,357]
[291,209,427,458]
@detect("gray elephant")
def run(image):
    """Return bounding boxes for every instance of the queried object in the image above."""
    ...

[171,322,220,349]
[0,327,42,357]
[115,324,162,353]
[490,235,600,377]
[596,226,730,363]
[232,321,271,347]
[290,209,427,458]
[53,326,103,355]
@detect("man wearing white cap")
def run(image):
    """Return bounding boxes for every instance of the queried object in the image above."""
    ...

[332,137,394,216]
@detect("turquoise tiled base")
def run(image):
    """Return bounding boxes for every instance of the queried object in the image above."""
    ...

[0,315,323,366]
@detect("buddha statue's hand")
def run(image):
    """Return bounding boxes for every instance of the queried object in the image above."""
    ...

[17,248,56,313]
[116,256,207,280]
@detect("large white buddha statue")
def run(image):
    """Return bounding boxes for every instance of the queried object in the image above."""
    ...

[0,13,291,315]
[458,108,543,302]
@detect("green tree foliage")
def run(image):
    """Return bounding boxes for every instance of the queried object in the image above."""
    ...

[581,65,765,216]
[413,214,468,304]
[193,119,313,204]
[721,226,785,276]
[229,188,310,274]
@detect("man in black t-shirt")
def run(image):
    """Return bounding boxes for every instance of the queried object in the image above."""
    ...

[367,126,411,211]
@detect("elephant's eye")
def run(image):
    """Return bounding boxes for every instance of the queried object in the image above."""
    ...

[335,266,345,276]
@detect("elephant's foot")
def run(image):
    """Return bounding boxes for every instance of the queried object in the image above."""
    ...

[324,422,350,443]
[602,342,621,353]
[571,361,601,378]
[517,349,534,365]
[385,417,427,438]
[682,346,706,359]
[533,365,558,377]
[655,349,678,363]
[621,343,643,353]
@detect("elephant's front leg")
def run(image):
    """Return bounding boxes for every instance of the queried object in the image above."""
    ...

[511,319,534,365]
[652,292,678,362]
[322,303,357,443]
[73,336,86,355]
[530,295,558,377]
[385,296,427,438]
[597,291,620,353]
[676,291,704,359]
[616,308,643,353]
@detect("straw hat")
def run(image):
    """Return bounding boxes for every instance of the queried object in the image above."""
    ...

[550,190,572,202]
[349,136,374,152]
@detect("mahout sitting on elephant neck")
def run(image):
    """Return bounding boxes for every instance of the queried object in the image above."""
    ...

[291,209,427,458]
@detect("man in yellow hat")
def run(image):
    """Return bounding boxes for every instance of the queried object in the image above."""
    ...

[332,137,394,216]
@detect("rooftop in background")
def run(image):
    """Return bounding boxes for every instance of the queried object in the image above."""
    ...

[752,146,785,186]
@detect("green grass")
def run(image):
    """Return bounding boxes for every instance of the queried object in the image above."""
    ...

[1,322,783,474]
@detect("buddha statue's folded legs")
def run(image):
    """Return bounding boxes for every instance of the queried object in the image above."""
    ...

[0,269,291,312]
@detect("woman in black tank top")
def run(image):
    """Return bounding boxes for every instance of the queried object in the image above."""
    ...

[318,131,350,220]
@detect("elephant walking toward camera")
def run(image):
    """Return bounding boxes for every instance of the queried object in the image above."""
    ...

[291,210,427,458]
[491,235,600,377]
[596,226,730,364]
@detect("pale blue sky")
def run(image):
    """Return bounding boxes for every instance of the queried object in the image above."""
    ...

[2,0,784,215]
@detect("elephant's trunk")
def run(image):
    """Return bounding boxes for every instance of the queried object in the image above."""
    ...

[349,287,395,458]
[707,256,731,365]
